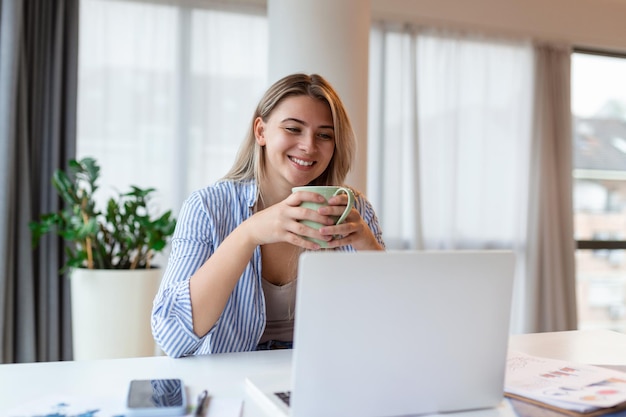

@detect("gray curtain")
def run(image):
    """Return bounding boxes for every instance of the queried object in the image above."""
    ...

[0,0,78,363]
[525,43,578,332]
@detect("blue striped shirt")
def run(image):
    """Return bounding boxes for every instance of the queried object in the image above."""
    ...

[151,179,385,357]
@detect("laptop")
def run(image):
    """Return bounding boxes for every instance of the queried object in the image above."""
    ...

[245,250,516,417]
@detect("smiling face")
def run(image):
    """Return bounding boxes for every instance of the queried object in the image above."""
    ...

[254,95,336,196]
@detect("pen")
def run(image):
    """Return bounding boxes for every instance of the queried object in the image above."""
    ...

[195,389,209,417]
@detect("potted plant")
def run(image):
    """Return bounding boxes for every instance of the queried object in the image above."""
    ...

[30,157,176,360]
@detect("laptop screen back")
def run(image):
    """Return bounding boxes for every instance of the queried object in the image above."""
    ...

[290,250,516,417]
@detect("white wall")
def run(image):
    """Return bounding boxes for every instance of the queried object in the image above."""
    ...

[267,0,370,192]
[370,0,626,52]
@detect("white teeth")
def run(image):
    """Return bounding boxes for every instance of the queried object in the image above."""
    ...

[291,157,314,166]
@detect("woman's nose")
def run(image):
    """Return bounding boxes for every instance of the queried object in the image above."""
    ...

[298,133,316,153]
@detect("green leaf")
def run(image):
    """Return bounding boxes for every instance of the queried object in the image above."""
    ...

[30,156,177,272]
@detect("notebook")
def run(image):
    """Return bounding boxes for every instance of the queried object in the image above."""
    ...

[245,250,516,417]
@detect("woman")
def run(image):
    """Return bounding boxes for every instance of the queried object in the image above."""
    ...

[152,73,385,357]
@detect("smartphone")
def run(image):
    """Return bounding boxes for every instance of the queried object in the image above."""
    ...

[126,378,187,416]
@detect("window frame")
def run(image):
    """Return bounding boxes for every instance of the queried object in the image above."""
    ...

[573,47,626,253]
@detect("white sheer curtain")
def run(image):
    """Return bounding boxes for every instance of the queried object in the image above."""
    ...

[77,0,268,230]
[368,25,422,250]
[369,25,535,333]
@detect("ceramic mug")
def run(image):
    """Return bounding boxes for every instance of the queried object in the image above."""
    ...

[291,185,355,248]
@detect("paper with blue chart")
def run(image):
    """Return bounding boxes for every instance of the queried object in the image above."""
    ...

[506,351,626,413]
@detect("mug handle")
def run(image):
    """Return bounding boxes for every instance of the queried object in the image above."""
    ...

[333,187,355,225]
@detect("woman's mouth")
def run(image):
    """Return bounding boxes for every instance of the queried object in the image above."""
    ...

[289,156,315,167]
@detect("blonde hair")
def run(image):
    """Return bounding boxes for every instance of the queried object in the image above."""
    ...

[223,73,356,187]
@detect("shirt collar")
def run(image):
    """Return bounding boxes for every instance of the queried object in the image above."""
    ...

[243,179,259,209]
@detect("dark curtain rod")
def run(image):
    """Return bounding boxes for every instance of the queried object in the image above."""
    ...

[573,46,626,59]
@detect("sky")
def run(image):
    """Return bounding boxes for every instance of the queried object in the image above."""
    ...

[571,52,626,119]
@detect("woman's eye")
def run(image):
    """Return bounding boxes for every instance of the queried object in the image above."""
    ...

[318,133,334,140]
[285,127,301,133]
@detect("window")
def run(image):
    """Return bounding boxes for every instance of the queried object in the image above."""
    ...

[77,0,268,224]
[572,50,626,331]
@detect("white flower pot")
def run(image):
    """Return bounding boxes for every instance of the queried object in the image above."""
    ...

[70,268,162,360]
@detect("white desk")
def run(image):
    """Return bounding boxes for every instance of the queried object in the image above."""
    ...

[2,330,626,416]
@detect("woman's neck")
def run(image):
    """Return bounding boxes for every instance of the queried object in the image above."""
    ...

[257,179,291,210]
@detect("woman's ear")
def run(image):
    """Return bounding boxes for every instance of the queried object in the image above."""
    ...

[254,117,266,146]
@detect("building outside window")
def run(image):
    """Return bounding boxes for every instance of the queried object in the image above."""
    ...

[572,51,626,331]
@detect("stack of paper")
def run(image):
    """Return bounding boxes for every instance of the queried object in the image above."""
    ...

[505,351,626,416]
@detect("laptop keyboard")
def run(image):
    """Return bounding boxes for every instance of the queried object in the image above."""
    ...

[274,391,291,406]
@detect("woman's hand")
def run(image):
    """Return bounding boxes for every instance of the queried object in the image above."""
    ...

[245,191,383,251]
[245,191,338,250]
[315,194,384,251]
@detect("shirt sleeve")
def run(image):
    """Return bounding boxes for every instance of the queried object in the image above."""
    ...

[151,192,215,358]
[355,193,386,249]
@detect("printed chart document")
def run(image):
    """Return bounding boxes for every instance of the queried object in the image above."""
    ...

[505,351,626,416]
